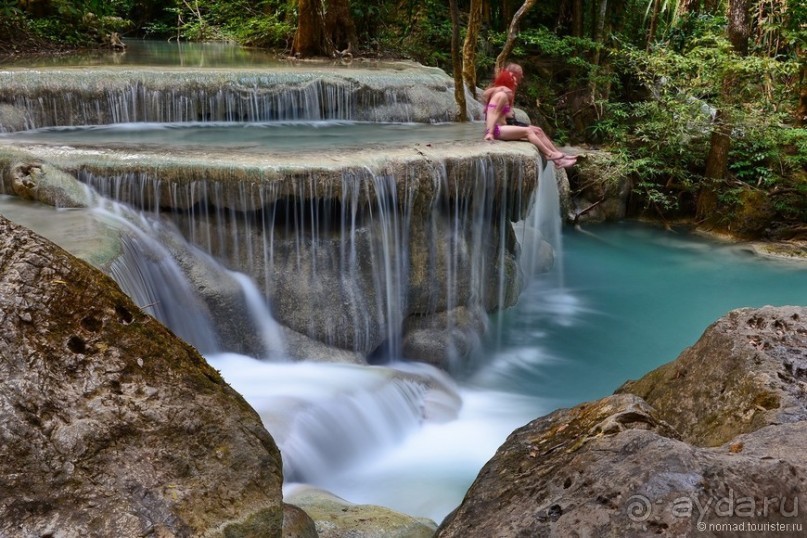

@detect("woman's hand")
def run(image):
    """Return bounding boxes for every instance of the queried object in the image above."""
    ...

[482,86,514,104]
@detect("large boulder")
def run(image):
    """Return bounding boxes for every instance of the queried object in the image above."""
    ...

[0,216,284,537]
[437,306,807,537]
[618,305,807,447]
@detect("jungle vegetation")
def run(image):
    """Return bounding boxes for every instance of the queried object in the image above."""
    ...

[1,0,805,238]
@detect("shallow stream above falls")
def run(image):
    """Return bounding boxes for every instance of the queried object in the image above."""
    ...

[2,41,806,525]
[0,120,480,153]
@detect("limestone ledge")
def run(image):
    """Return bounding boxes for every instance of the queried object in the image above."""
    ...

[0,64,483,129]
[0,139,550,366]
[0,138,542,220]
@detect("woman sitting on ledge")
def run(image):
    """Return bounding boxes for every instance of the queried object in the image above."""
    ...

[483,63,577,169]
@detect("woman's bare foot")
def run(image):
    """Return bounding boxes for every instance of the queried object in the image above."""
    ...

[552,155,577,168]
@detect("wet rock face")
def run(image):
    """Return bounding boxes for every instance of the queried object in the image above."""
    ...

[437,306,807,538]
[0,216,283,537]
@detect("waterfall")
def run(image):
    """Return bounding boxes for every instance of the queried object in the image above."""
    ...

[515,162,562,285]
[74,150,532,363]
[86,196,296,358]
[535,165,564,281]
[228,271,288,360]
[0,48,560,526]
[0,68,483,132]
[205,354,462,487]
[95,201,222,354]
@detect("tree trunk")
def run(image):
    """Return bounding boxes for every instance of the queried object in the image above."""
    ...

[292,0,326,57]
[293,0,356,57]
[700,0,750,216]
[727,0,750,55]
[462,0,484,98]
[323,0,358,54]
[646,0,661,50]
[571,0,584,37]
[503,0,515,26]
[797,62,807,127]
[591,0,608,64]
[450,0,468,121]
[704,107,732,180]
[495,0,538,70]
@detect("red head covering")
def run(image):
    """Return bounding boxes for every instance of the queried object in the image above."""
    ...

[492,69,517,92]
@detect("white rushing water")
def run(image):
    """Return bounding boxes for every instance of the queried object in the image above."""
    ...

[0,152,558,523]
[203,352,548,522]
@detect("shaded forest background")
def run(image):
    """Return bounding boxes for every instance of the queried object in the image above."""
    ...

[1,0,805,238]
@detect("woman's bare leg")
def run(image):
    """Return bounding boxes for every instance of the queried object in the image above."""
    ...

[497,126,562,158]
[484,93,576,166]
[528,126,565,156]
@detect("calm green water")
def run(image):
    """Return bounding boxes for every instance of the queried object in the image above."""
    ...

[473,221,807,409]
[0,39,405,69]
[0,39,280,68]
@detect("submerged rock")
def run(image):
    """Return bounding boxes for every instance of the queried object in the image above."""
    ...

[287,486,437,538]
[402,305,489,369]
[0,216,284,537]
[437,306,807,537]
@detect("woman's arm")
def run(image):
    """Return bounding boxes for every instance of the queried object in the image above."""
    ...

[482,86,513,104]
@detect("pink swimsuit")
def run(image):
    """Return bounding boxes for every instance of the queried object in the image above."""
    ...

[484,103,510,139]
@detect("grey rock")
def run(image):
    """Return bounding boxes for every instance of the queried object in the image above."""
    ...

[9,161,95,208]
[283,503,319,538]
[619,305,807,447]
[402,305,489,369]
[438,306,807,538]
[0,215,284,538]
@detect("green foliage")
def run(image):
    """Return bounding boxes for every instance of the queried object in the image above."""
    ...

[0,0,21,19]
[666,14,728,53]
[604,10,803,223]
[351,0,390,43]
[385,1,453,66]
[226,15,294,48]
[137,0,296,44]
